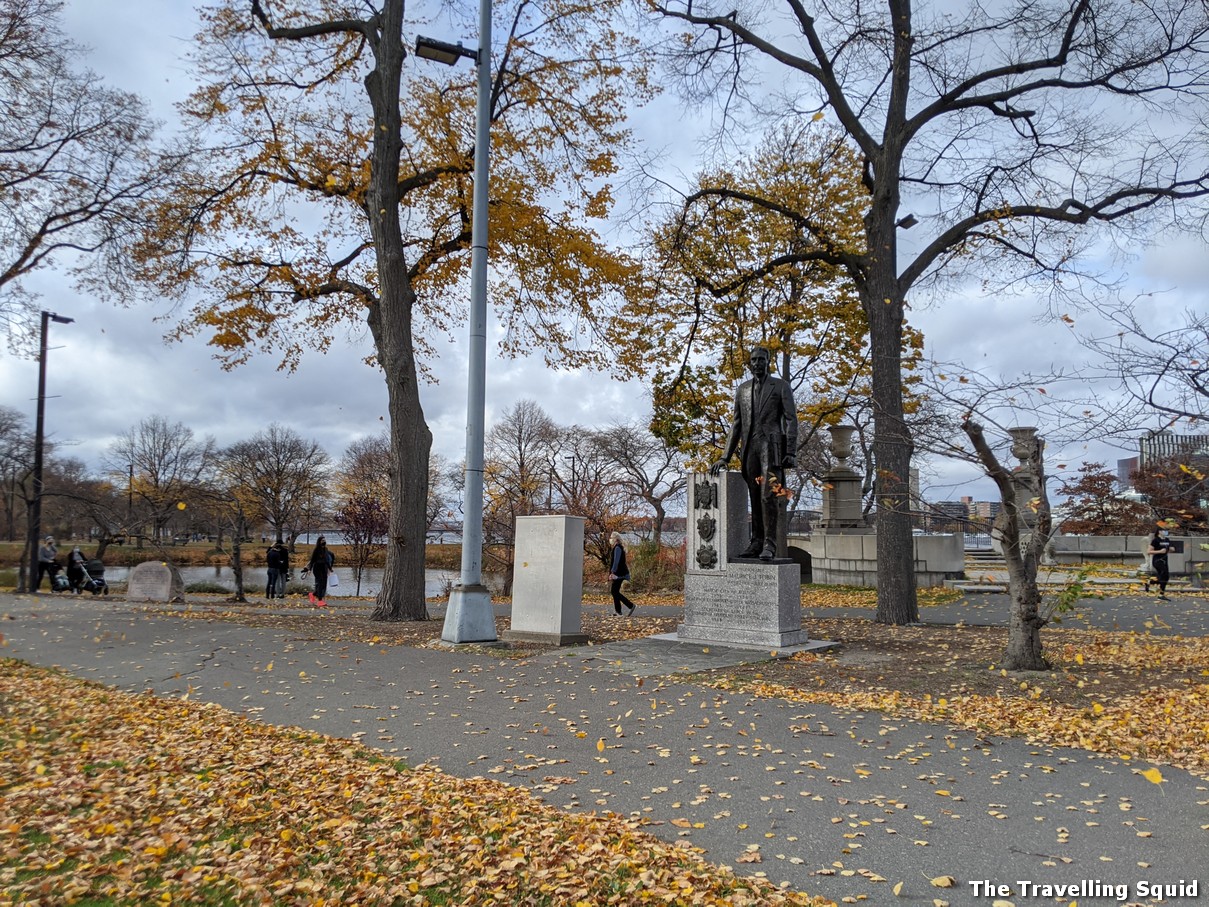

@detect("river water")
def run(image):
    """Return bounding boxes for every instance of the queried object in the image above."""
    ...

[98,565,504,599]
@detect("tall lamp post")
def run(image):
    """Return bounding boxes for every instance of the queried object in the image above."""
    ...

[417,0,497,643]
[24,310,73,593]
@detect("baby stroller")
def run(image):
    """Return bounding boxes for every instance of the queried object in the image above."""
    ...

[79,559,109,595]
[46,561,70,593]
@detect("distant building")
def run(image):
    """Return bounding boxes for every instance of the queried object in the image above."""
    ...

[1117,456,1139,485]
[1138,431,1209,467]
[967,499,1000,520]
[929,500,970,532]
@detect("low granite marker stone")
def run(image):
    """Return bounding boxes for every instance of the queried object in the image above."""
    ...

[125,561,185,603]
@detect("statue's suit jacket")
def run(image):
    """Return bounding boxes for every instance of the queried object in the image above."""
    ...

[720,375,798,477]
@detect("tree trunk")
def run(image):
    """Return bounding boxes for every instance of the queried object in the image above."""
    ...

[366,0,430,621]
[651,500,665,547]
[1003,550,1049,670]
[229,512,247,603]
[963,420,1052,671]
[864,280,919,625]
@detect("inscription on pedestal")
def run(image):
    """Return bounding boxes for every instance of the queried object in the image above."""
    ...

[680,562,805,648]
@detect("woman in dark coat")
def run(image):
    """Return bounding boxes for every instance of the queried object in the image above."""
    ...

[608,531,637,616]
[303,536,335,606]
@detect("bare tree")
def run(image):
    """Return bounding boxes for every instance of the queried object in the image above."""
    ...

[0,405,32,542]
[337,435,393,509]
[222,424,330,543]
[105,416,217,542]
[962,420,1056,671]
[647,0,1209,624]
[335,494,390,596]
[1081,303,1208,426]
[555,428,637,568]
[482,400,560,593]
[0,0,161,346]
[590,421,686,545]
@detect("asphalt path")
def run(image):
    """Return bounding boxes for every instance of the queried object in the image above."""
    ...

[2,591,1206,906]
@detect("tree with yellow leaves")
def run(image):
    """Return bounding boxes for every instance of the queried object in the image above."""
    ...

[614,124,921,516]
[645,0,1209,625]
[131,0,652,619]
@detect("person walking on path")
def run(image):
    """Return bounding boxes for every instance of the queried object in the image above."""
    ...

[608,532,637,616]
[1145,525,1173,600]
[66,546,88,593]
[302,536,335,607]
[36,536,59,592]
[265,543,284,599]
[274,542,290,597]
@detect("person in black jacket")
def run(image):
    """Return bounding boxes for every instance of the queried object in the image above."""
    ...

[274,542,290,597]
[265,543,284,599]
[608,532,637,616]
[1145,526,1173,600]
[302,536,335,606]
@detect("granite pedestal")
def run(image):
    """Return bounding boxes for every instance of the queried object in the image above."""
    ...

[679,471,809,649]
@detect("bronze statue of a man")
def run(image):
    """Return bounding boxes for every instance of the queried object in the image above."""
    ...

[710,347,798,560]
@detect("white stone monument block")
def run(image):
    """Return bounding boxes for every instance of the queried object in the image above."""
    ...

[505,515,589,646]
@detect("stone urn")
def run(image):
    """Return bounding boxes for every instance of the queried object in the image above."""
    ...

[828,425,858,474]
[1007,426,1040,462]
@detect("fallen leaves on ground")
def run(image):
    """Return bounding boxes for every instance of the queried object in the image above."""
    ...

[707,621,1209,774]
[0,659,834,907]
[148,597,685,652]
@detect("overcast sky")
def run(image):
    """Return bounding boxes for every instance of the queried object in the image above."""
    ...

[1,1,1200,507]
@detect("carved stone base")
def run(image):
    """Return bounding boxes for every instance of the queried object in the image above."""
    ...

[679,562,806,649]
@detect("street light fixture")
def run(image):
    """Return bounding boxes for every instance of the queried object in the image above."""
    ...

[414,36,479,66]
[24,310,73,593]
[417,5,497,644]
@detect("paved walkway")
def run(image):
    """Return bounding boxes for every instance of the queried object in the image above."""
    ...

[1,590,1206,905]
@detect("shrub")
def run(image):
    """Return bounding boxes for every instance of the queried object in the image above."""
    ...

[628,540,685,592]
[185,581,230,594]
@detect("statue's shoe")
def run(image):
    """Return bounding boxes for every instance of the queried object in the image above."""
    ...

[738,541,763,558]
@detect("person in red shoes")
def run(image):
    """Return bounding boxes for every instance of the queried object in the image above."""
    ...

[302,536,335,607]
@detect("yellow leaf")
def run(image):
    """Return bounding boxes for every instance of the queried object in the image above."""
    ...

[1075,653,1084,665]
[1139,767,1164,785]
[931,876,957,888]
[893,881,904,896]
[811,111,825,121]
[596,738,605,753]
